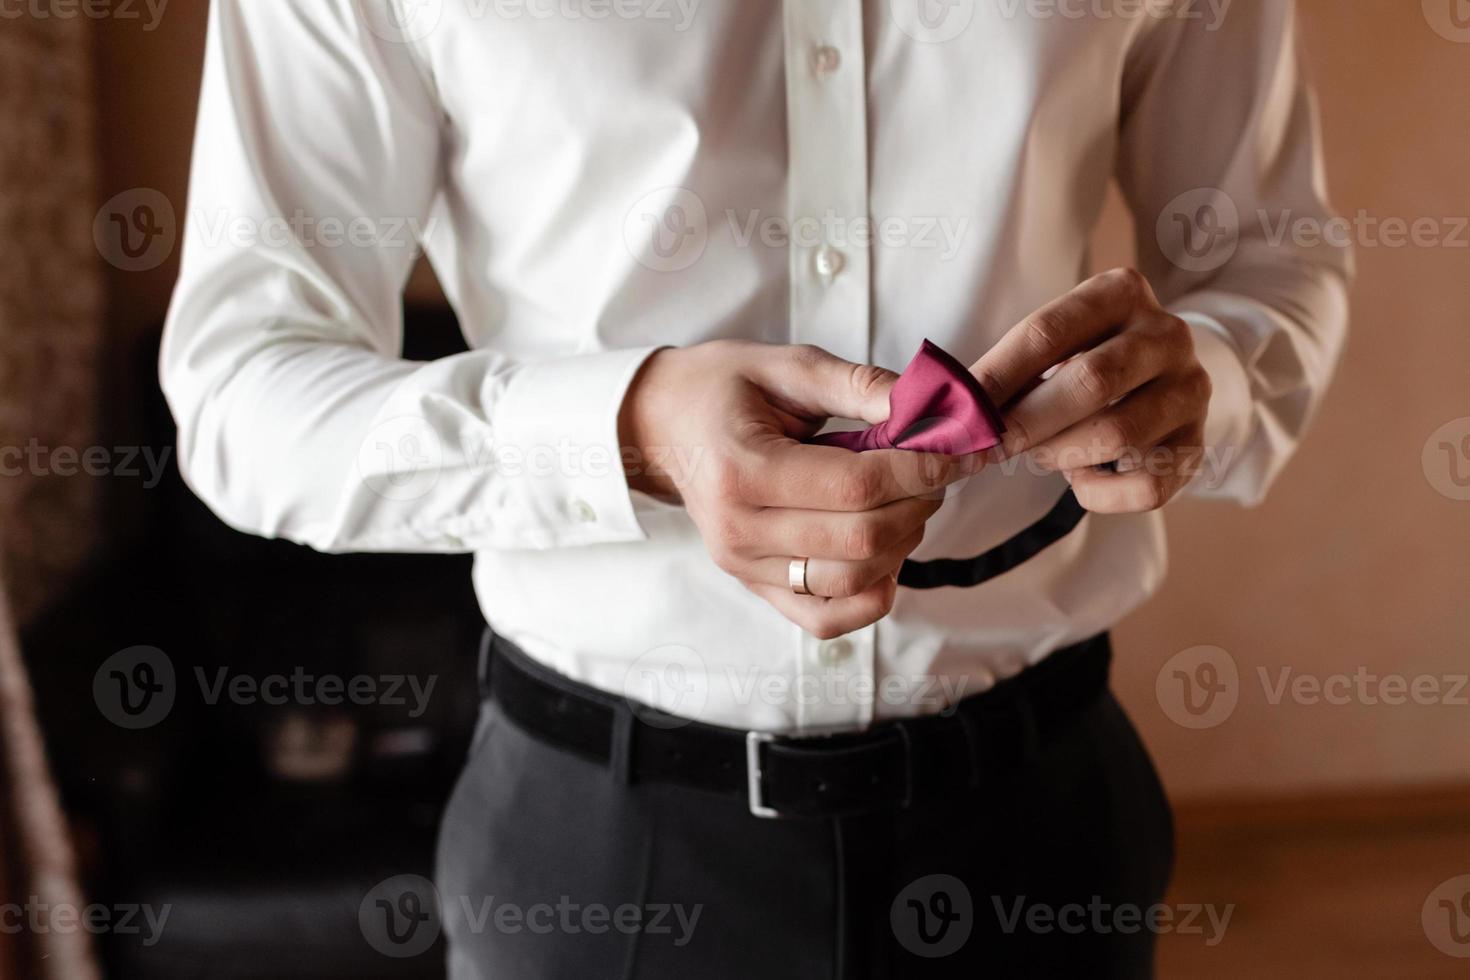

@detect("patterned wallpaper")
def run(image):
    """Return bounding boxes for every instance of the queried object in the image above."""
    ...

[0,19,102,625]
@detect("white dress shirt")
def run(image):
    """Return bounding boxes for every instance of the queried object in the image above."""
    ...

[163,0,1350,733]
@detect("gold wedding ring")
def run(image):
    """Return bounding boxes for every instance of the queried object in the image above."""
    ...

[788,557,812,596]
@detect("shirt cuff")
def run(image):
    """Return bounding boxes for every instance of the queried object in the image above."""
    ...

[1177,311,1254,493]
[489,346,662,548]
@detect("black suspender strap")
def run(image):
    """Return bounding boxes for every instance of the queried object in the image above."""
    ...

[897,489,1089,590]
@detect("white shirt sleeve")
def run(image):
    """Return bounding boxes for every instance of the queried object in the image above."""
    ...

[1116,0,1353,505]
[161,0,657,553]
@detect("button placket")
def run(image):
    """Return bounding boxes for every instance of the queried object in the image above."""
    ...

[782,0,871,366]
[803,627,876,731]
[782,0,875,732]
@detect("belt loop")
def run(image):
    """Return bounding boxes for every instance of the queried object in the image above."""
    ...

[609,704,636,785]
[893,720,917,809]
[1014,687,1041,765]
[956,710,983,791]
[476,627,496,701]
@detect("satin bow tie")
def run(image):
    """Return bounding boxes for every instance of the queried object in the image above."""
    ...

[809,339,1088,591]
[813,339,1005,456]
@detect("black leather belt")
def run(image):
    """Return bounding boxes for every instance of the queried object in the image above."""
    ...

[480,630,1112,820]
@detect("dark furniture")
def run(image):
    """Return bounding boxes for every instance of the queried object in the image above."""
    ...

[22,307,485,979]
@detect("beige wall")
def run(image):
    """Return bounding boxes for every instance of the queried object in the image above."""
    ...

[1106,1,1470,799]
[95,2,1469,800]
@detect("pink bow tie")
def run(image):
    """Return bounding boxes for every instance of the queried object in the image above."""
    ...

[808,340,1087,592]
[813,340,1005,456]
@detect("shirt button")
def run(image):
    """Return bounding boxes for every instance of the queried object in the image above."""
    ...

[812,45,841,76]
[819,638,854,667]
[814,245,845,281]
[569,497,597,523]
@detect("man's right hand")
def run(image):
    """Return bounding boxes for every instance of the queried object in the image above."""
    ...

[619,341,978,639]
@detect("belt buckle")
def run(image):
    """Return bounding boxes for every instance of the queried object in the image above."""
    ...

[745,731,783,819]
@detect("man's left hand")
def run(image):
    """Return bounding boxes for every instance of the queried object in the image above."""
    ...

[970,268,1213,513]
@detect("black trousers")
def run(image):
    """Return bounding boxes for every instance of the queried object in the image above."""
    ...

[435,636,1174,979]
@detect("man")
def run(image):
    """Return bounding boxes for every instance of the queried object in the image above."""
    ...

[162,0,1349,976]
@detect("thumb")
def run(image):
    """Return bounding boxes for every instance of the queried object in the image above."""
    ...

[750,345,897,425]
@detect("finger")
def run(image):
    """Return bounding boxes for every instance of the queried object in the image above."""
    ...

[747,575,899,641]
[751,496,941,560]
[747,344,899,426]
[1025,374,1196,472]
[701,496,940,569]
[696,497,937,594]
[1066,424,1206,514]
[997,323,1179,457]
[741,528,925,599]
[740,441,978,511]
[970,268,1157,407]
